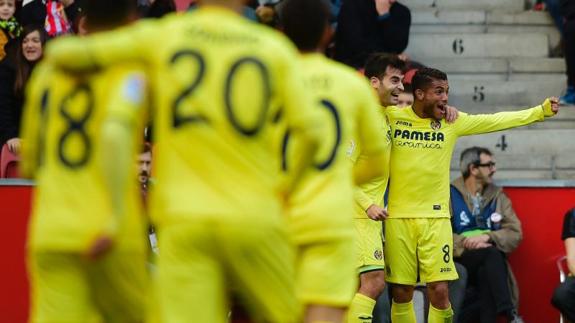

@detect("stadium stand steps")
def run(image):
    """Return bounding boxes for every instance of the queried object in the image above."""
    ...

[404,0,575,179]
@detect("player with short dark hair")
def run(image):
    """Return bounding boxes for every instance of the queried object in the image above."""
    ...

[384,67,559,323]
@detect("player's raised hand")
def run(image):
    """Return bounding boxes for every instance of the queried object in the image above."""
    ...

[366,204,388,221]
[445,105,459,124]
[542,97,560,116]
[549,97,559,113]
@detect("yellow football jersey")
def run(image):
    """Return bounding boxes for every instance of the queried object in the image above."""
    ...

[21,62,148,252]
[283,53,388,242]
[348,106,392,219]
[45,7,320,226]
[386,103,553,219]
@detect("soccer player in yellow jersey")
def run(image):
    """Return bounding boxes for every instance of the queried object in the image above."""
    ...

[348,54,460,323]
[384,67,559,323]
[45,1,323,322]
[20,1,150,322]
[279,0,388,322]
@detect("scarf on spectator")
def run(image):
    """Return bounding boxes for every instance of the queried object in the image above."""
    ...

[0,17,22,38]
[44,0,71,37]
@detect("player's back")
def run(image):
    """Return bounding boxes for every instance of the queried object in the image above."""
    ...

[144,9,315,223]
[22,63,145,252]
[286,54,386,241]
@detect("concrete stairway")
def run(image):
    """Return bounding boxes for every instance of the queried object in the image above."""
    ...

[402,0,575,179]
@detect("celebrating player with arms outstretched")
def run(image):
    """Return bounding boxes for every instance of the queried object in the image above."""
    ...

[45,0,322,322]
[384,67,559,323]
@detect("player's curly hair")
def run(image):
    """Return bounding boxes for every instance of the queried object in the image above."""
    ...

[411,67,448,95]
[364,53,406,80]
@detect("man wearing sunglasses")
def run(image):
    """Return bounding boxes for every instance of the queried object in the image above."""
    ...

[450,147,524,323]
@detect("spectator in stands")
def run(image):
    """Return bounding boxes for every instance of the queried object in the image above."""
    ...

[396,83,413,108]
[0,0,21,60]
[451,147,524,323]
[560,0,575,105]
[0,24,46,153]
[19,0,80,37]
[138,142,152,199]
[334,0,410,69]
[552,208,575,322]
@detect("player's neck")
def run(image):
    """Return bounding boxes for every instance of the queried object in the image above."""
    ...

[464,177,484,196]
[412,101,430,119]
[199,0,244,14]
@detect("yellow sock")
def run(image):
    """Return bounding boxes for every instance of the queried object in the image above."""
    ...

[390,300,416,323]
[346,293,376,323]
[427,304,453,323]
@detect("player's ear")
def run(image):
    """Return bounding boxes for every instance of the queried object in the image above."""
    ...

[415,88,425,101]
[370,77,381,89]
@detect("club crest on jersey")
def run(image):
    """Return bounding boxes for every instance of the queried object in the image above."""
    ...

[374,250,383,260]
[430,120,441,131]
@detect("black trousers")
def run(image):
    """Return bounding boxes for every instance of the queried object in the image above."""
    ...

[565,19,575,87]
[552,276,575,322]
[457,247,514,323]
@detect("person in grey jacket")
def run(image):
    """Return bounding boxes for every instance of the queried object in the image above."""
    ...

[450,147,523,323]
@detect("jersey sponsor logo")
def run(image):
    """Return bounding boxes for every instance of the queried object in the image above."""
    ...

[374,249,383,260]
[396,120,412,127]
[440,267,452,273]
[430,120,442,131]
[393,128,445,149]
[393,129,445,142]
[433,205,441,210]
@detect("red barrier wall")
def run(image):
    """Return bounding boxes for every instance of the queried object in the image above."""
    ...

[1,184,573,322]
[0,185,32,323]
[504,187,575,323]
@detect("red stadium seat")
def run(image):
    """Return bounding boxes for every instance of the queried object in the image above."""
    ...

[0,144,20,178]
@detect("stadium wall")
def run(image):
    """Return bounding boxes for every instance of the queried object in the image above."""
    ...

[0,181,573,322]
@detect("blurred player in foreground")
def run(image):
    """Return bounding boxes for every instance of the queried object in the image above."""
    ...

[45,0,323,321]
[384,67,559,323]
[21,0,150,321]
[279,0,388,321]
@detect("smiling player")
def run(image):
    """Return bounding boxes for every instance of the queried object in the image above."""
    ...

[383,67,559,323]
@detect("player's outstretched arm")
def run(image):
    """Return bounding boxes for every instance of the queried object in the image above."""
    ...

[45,19,159,71]
[455,97,560,137]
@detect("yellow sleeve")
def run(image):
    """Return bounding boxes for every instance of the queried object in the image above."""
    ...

[19,64,48,178]
[45,19,159,70]
[347,139,375,210]
[99,71,148,236]
[352,80,387,184]
[454,100,553,137]
[354,187,375,211]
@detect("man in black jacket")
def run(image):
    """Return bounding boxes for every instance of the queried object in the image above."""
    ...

[334,0,410,69]
[560,0,575,105]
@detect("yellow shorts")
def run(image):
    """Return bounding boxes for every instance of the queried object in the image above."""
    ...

[354,218,385,272]
[384,218,458,285]
[28,248,149,323]
[156,219,299,323]
[295,237,357,307]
